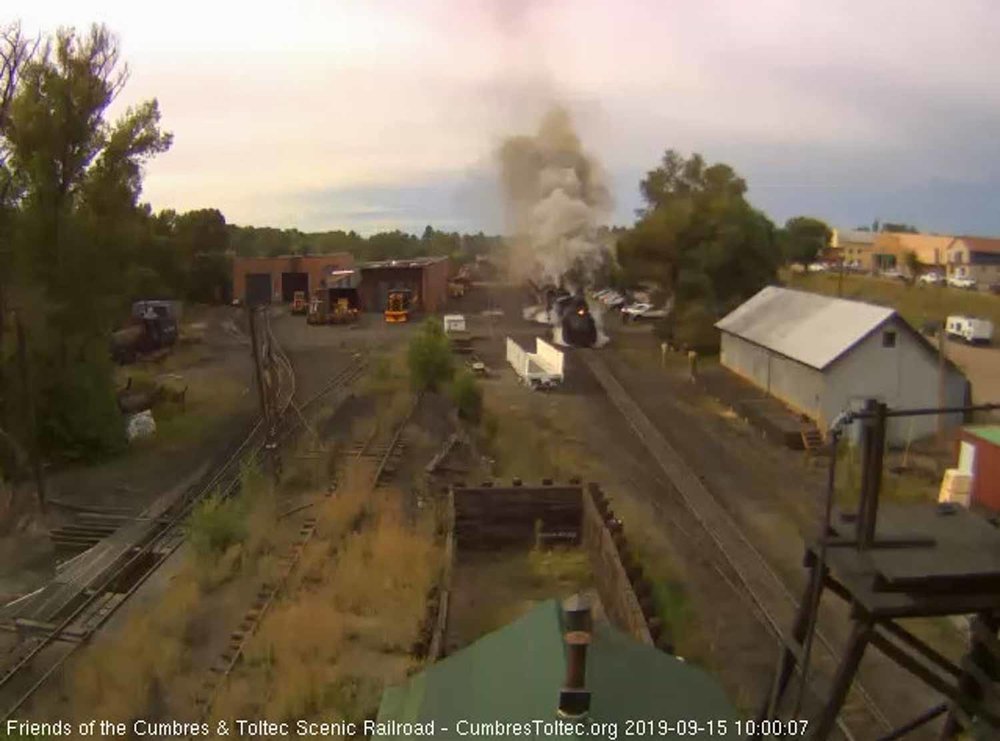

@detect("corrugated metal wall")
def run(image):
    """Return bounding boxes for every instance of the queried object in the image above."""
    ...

[721,320,968,445]
[719,333,824,420]
[824,318,967,445]
[960,431,1000,511]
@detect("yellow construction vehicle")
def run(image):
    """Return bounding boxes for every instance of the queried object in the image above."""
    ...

[308,290,359,325]
[384,289,412,323]
[330,297,359,324]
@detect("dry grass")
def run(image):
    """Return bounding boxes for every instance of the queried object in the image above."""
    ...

[68,567,201,723]
[213,464,441,725]
[785,270,1000,328]
[480,388,591,480]
[447,547,592,648]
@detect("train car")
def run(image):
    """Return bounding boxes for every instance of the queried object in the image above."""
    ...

[553,294,598,348]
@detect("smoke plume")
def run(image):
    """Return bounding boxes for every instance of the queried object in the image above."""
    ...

[498,107,613,292]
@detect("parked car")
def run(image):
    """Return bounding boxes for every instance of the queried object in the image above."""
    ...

[946,315,994,344]
[601,292,626,308]
[948,275,977,290]
[807,263,828,273]
[917,272,944,285]
[880,268,904,281]
[621,302,669,320]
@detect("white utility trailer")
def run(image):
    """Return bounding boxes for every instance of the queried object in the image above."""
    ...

[443,314,467,334]
[946,315,994,344]
[506,336,564,390]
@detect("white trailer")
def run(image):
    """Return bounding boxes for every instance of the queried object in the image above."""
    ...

[946,315,994,344]
[443,314,467,334]
[506,336,565,390]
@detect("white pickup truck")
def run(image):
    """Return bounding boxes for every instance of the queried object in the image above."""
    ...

[946,315,994,344]
[506,336,564,390]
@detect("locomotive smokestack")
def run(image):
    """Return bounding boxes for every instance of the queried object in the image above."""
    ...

[558,594,593,717]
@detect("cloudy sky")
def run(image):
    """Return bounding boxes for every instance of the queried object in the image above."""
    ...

[13,0,1000,235]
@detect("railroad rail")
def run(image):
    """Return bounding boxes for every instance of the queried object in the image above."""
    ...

[0,313,364,720]
[193,392,421,720]
[580,350,890,740]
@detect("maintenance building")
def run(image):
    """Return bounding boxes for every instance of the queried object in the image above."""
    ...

[716,286,970,445]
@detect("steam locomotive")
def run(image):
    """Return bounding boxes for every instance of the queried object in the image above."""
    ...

[528,283,599,348]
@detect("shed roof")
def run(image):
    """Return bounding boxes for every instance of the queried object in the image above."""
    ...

[361,256,448,269]
[715,286,896,370]
[835,229,877,246]
[376,599,736,740]
[965,426,1000,447]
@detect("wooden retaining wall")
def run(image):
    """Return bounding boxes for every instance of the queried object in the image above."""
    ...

[452,483,582,550]
[581,483,655,646]
[426,481,667,655]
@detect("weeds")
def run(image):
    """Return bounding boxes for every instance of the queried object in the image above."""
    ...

[450,370,483,422]
[186,494,247,558]
[214,465,442,724]
[68,568,201,723]
[407,319,453,392]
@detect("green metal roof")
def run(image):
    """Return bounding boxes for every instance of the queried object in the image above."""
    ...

[375,599,739,740]
[966,426,1000,447]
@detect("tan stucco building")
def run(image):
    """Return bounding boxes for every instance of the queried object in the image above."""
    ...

[946,237,1000,285]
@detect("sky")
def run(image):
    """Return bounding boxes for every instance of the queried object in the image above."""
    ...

[12,0,1000,235]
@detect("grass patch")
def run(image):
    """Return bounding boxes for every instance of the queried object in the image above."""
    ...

[448,547,593,648]
[213,464,441,724]
[834,443,938,507]
[480,392,590,480]
[784,270,1000,328]
[68,567,201,724]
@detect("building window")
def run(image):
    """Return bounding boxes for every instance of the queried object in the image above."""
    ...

[882,331,897,348]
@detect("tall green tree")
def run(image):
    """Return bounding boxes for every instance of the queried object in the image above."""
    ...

[779,216,831,264]
[617,150,778,347]
[2,24,171,461]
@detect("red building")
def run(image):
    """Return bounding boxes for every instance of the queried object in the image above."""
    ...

[958,426,1000,511]
[358,256,451,314]
[232,254,355,305]
[232,253,451,314]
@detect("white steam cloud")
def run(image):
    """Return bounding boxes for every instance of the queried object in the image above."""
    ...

[498,107,613,292]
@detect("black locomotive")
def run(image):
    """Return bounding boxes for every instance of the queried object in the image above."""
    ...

[552,293,598,348]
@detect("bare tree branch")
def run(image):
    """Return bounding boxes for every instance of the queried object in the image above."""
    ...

[0,21,39,169]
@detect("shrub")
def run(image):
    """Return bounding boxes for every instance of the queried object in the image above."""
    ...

[407,319,453,391]
[450,370,482,422]
[37,352,126,461]
[185,493,247,558]
[659,301,720,353]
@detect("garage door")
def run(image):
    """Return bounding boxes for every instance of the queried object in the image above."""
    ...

[246,273,272,306]
[281,272,309,303]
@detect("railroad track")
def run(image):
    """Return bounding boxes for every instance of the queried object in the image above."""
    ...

[0,315,364,720]
[580,350,890,740]
[192,393,420,720]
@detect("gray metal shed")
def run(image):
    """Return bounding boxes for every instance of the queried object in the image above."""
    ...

[715,287,969,445]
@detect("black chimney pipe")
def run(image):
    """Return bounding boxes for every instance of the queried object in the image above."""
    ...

[558,594,593,718]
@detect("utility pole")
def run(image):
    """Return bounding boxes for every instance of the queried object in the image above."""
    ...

[938,318,948,445]
[936,256,949,446]
[247,306,278,479]
[14,314,45,512]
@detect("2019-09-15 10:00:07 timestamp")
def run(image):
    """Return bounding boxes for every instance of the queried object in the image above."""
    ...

[617,719,809,736]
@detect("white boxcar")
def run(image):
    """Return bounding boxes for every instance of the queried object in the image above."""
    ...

[506,336,565,389]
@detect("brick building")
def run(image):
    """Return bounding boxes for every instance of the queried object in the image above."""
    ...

[232,254,355,305]
[357,256,451,313]
[232,253,452,314]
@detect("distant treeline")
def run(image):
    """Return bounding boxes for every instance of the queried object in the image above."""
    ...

[226,223,504,262]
